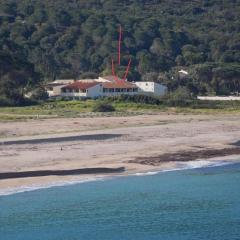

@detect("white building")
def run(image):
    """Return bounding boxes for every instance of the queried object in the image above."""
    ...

[135,82,167,96]
[101,82,138,97]
[60,81,139,99]
[45,79,75,97]
[57,76,168,99]
[61,82,102,99]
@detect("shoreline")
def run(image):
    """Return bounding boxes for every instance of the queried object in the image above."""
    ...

[0,155,239,197]
[1,146,240,180]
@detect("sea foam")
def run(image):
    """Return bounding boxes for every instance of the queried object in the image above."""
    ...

[133,160,234,177]
[0,176,107,196]
[0,159,236,196]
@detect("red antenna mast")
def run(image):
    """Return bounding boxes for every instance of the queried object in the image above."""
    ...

[118,25,122,65]
[123,58,132,81]
[111,26,131,82]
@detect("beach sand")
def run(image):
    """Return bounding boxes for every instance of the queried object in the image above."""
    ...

[0,112,240,194]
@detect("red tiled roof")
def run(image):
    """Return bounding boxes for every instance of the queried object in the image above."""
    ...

[102,81,137,89]
[62,82,99,90]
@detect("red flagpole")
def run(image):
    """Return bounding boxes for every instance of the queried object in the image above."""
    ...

[123,59,132,81]
[118,26,122,66]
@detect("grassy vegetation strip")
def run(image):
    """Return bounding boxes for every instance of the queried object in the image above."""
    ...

[0,99,240,121]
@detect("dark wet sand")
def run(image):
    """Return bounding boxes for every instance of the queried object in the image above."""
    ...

[0,167,125,180]
[233,141,240,146]
[1,134,122,145]
[130,147,240,166]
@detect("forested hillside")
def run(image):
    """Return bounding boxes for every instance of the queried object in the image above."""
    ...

[0,0,240,104]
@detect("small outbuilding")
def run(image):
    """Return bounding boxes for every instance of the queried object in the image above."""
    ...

[45,79,75,97]
[135,82,167,96]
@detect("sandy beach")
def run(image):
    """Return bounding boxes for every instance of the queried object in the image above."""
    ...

[0,112,240,194]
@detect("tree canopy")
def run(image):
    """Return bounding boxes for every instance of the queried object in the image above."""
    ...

[0,0,240,104]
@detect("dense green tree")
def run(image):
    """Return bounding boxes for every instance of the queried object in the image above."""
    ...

[0,49,40,105]
[0,0,240,104]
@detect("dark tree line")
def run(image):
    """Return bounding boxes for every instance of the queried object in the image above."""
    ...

[0,0,240,104]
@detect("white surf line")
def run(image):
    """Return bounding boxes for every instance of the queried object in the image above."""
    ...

[1,159,239,197]
[132,159,239,176]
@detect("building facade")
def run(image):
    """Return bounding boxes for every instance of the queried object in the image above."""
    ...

[135,82,167,96]
[101,82,138,97]
[45,79,75,97]
[61,82,102,99]
[47,76,168,99]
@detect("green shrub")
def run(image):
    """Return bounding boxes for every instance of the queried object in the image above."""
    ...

[105,94,162,105]
[93,103,115,112]
[164,87,193,107]
[30,87,49,102]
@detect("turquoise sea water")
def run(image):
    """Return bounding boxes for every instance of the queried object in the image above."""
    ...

[0,162,240,240]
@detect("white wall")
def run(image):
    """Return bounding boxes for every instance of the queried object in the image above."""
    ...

[47,90,54,97]
[61,91,87,98]
[60,84,103,99]
[198,96,240,101]
[136,82,154,93]
[87,84,103,98]
[47,85,67,97]
[153,82,168,96]
[135,82,167,96]
[53,85,66,96]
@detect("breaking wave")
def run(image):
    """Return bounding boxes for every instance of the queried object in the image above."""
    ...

[0,159,237,196]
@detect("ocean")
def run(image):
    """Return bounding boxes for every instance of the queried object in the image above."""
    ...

[0,161,240,240]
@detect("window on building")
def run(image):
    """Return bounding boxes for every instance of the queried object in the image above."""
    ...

[103,88,109,93]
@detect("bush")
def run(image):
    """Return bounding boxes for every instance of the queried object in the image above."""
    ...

[105,94,162,105]
[0,96,37,107]
[93,103,115,112]
[164,87,193,107]
[30,87,49,102]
